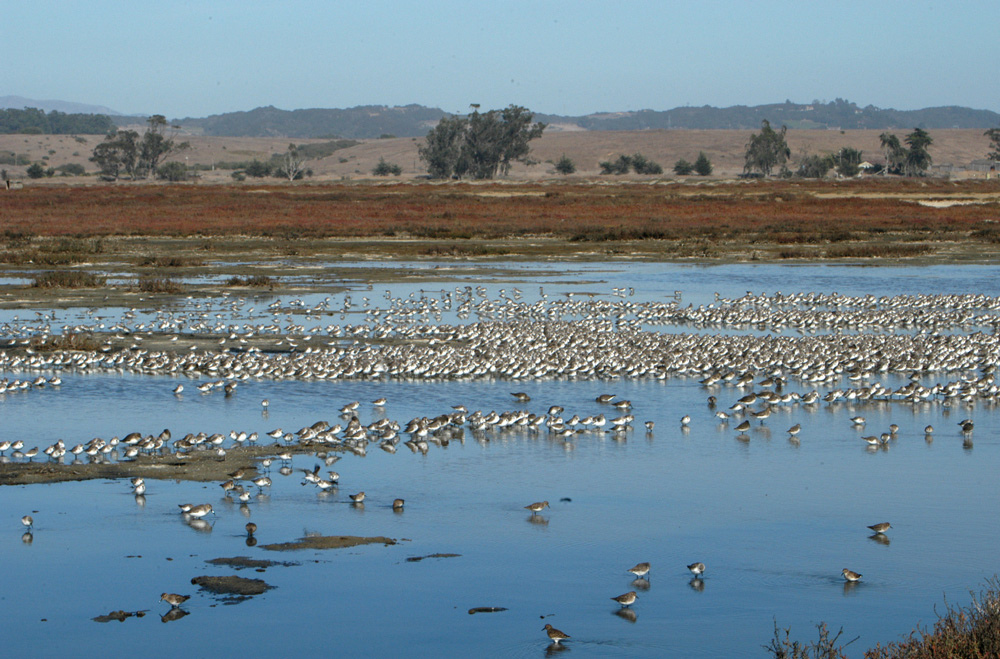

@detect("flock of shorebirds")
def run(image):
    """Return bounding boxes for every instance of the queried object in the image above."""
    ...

[3,286,999,645]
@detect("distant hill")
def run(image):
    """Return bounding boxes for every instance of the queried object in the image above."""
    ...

[0,95,122,116]
[5,97,1000,138]
[177,105,446,139]
[536,99,1000,131]
[176,100,1000,139]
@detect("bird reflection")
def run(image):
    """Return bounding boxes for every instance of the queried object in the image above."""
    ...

[239,504,251,518]
[689,577,705,592]
[843,580,860,596]
[527,514,549,526]
[245,536,258,547]
[21,532,33,544]
[186,519,213,533]
[161,608,190,623]
[614,608,638,623]
[134,494,146,508]
[545,642,570,657]
[868,533,891,546]
[631,578,651,591]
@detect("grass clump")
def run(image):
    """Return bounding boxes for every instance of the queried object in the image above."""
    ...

[32,270,105,288]
[767,578,1000,659]
[135,277,184,294]
[29,332,102,352]
[225,275,275,287]
[138,255,204,267]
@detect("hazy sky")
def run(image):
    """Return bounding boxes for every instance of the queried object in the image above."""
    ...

[6,1,998,118]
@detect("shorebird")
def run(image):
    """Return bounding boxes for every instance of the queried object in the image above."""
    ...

[687,562,706,578]
[21,515,33,530]
[543,624,570,645]
[850,416,866,426]
[924,425,934,434]
[644,421,655,431]
[628,562,651,579]
[511,392,530,402]
[393,498,405,510]
[596,394,616,404]
[186,503,213,518]
[734,420,751,433]
[349,491,365,504]
[842,568,862,582]
[867,522,891,534]
[172,384,183,394]
[680,414,691,426]
[611,591,638,608]
[787,423,801,436]
[252,476,272,492]
[245,522,257,537]
[160,593,190,608]
[372,397,387,406]
[524,501,549,515]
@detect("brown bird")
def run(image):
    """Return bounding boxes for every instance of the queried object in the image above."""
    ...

[867,522,891,534]
[524,501,549,514]
[392,498,405,510]
[627,562,651,579]
[842,568,862,582]
[687,562,706,578]
[349,491,365,504]
[245,522,257,537]
[160,593,190,608]
[611,591,638,608]
[543,623,570,644]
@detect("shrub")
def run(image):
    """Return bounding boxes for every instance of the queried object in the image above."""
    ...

[373,158,402,176]
[631,153,663,175]
[244,160,272,178]
[226,275,275,287]
[32,271,106,288]
[26,163,46,179]
[694,152,713,176]
[136,277,183,293]
[554,155,576,175]
[55,163,86,176]
[156,161,189,182]
[674,159,694,175]
[797,154,834,178]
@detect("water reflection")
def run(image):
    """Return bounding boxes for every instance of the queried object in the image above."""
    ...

[161,608,189,623]
[21,532,32,544]
[631,578,650,592]
[185,519,212,533]
[869,533,891,546]
[614,608,638,623]
[689,578,705,593]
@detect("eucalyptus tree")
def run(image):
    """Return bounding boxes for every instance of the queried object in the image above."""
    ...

[743,120,790,176]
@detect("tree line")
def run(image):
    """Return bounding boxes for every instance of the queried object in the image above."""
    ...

[90,116,190,180]
[0,108,116,135]
[742,119,942,178]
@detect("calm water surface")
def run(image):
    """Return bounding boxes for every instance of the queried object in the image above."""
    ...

[1,262,999,658]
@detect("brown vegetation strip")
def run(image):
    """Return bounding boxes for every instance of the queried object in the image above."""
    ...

[205,556,297,570]
[261,535,397,551]
[3,181,999,243]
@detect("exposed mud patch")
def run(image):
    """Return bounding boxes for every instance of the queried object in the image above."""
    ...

[191,575,273,603]
[406,553,461,562]
[261,535,396,551]
[93,609,147,623]
[206,556,297,570]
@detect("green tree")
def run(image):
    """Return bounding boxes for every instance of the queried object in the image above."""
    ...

[796,154,834,178]
[986,128,1000,161]
[418,105,545,179]
[156,161,188,181]
[372,158,402,176]
[274,144,307,180]
[673,159,694,175]
[693,152,713,176]
[244,160,272,177]
[138,115,188,178]
[26,162,46,179]
[418,115,467,178]
[599,155,632,175]
[631,153,663,175]
[835,147,863,177]
[903,128,932,176]
[554,154,576,175]
[879,132,905,175]
[743,119,790,176]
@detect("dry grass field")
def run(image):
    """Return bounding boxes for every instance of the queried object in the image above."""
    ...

[1,128,995,182]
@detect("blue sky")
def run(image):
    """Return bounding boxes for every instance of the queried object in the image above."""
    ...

[5,1,998,118]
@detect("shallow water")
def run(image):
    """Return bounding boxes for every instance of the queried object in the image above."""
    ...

[2,262,1000,657]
